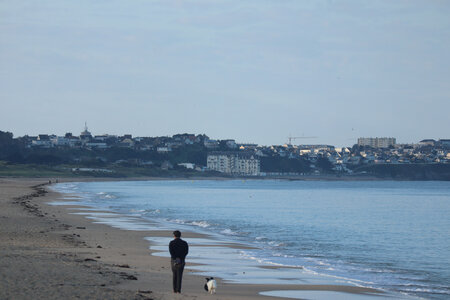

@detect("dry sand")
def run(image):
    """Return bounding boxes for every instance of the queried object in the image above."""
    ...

[0,178,384,300]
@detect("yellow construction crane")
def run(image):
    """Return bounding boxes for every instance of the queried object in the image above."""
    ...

[287,135,318,145]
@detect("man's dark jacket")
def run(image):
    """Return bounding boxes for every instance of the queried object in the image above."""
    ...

[169,238,189,263]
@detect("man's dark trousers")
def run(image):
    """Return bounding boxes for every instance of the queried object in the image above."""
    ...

[171,260,185,293]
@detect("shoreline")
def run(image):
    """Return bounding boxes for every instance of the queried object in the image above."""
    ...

[0,173,414,182]
[1,178,390,299]
[4,172,447,183]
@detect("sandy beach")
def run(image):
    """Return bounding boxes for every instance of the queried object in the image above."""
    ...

[0,178,386,300]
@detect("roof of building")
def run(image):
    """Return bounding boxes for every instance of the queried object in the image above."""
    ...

[80,122,92,137]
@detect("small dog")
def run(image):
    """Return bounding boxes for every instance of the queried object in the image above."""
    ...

[204,277,217,294]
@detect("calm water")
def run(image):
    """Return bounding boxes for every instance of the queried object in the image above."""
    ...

[54,180,450,299]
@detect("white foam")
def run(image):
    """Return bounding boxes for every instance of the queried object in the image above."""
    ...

[268,241,286,247]
[170,218,186,224]
[221,228,238,235]
[169,218,212,228]
[401,287,449,294]
[191,221,211,228]
[272,252,294,258]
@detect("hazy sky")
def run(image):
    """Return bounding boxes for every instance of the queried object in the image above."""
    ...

[1,1,449,146]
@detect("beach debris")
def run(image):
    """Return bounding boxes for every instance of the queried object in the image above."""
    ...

[76,226,86,229]
[120,272,138,280]
[115,264,130,268]
[97,245,103,248]
[84,258,97,262]
[12,184,48,217]
[135,294,154,300]
[136,290,153,300]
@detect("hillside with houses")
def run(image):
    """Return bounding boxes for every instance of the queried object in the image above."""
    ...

[0,126,449,180]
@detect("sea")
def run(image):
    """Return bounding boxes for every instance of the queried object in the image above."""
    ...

[51,180,450,300]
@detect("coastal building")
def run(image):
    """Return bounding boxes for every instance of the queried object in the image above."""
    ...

[80,123,92,140]
[94,134,109,141]
[207,152,233,173]
[178,163,195,169]
[223,139,237,149]
[238,143,258,151]
[157,146,171,153]
[419,139,436,147]
[297,145,335,152]
[207,152,260,176]
[204,139,219,149]
[118,138,134,148]
[439,139,450,147]
[31,134,53,148]
[235,153,260,175]
[53,136,80,147]
[85,139,108,149]
[358,137,396,148]
[173,133,196,145]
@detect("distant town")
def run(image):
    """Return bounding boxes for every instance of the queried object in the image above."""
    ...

[0,124,449,180]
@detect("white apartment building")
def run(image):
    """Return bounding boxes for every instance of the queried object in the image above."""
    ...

[53,136,80,147]
[207,152,260,176]
[358,137,396,148]
[207,153,233,173]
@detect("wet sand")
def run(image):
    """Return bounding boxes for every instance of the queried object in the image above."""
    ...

[0,178,386,300]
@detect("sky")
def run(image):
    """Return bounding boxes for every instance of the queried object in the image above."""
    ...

[1,0,449,147]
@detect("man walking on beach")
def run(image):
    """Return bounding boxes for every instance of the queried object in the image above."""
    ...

[169,230,189,294]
